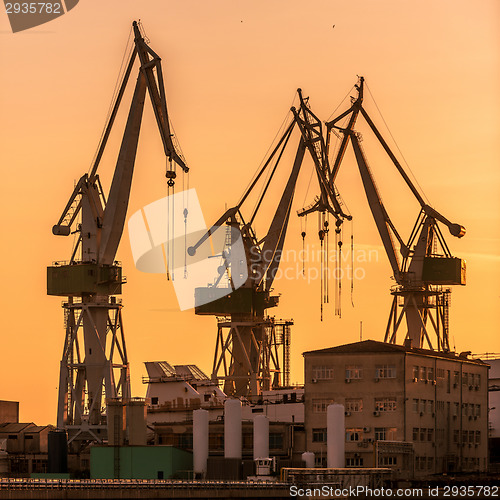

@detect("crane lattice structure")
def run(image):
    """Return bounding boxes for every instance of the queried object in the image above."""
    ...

[323,77,465,351]
[47,22,188,448]
[190,90,351,398]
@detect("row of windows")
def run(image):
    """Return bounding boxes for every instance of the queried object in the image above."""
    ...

[312,398,396,413]
[314,427,399,443]
[412,366,481,389]
[312,364,397,381]
[412,399,434,414]
[453,430,481,444]
[158,432,284,450]
[412,427,434,442]
[415,456,434,470]
[346,427,397,442]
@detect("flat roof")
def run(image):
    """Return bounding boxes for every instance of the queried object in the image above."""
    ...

[303,339,488,365]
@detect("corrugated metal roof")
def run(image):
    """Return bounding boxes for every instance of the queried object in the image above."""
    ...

[0,422,35,433]
[174,364,209,380]
[24,426,50,433]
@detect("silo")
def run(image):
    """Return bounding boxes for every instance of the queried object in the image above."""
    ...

[126,398,147,446]
[253,414,269,460]
[107,398,125,446]
[327,403,345,468]
[224,398,242,459]
[193,409,209,476]
[47,429,68,473]
[302,451,315,468]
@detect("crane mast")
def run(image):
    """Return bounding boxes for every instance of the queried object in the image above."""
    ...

[47,22,188,448]
[191,91,350,398]
[326,77,466,351]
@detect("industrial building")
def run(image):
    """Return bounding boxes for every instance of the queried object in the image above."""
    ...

[0,401,54,476]
[20,19,494,487]
[303,340,489,477]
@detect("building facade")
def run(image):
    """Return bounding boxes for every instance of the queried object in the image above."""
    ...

[303,340,488,478]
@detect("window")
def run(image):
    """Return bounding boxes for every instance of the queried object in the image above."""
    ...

[24,435,33,440]
[453,371,460,386]
[312,428,327,443]
[462,372,468,385]
[419,399,426,413]
[375,398,396,412]
[412,428,419,441]
[375,365,396,379]
[475,404,481,417]
[209,433,224,450]
[468,431,475,444]
[8,435,17,440]
[345,428,363,442]
[475,431,481,444]
[446,370,450,393]
[412,399,419,413]
[427,457,434,470]
[462,403,468,417]
[269,432,283,449]
[453,430,459,443]
[453,403,459,417]
[419,428,426,442]
[345,398,363,412]
[312,399,334,413]
[315,456,327,467]
[312,365,334,380]
[178,434,193,449]
[413,366,419,379]
[419,366,427,381]
[427,428,434,442]
[468,373,474,386]
[474,373,481,388]
[346,457,364,467]
[375,427,396,441]
[345,365,363,380]
[380,456,397,466]
[427,367,434,381]
[151,397,158,405]
[428,400,434,414]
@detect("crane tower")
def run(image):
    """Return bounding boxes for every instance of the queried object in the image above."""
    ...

[47,22,188,448]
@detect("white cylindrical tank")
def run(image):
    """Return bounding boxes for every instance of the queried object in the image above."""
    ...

[253,414,269,460]
[224,398,242,459]
[327,403,345,468]
[193,409,209,476]
[302,451,315,468]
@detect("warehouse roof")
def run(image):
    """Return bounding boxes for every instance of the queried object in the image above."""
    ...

[303,339,488,365]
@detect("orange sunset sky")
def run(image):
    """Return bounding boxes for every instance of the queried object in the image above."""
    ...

[0,0,499,426]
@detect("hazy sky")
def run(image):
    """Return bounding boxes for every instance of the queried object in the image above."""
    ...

[1,0,499,425]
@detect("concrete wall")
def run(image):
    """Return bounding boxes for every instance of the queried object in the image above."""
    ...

[0,401,19,424]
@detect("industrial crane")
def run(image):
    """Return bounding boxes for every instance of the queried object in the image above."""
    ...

[189,90,350,398]
[47,21,188,447]
[324,77,465,351]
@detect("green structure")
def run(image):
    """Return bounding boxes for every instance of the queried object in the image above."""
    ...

[90,446,193,480]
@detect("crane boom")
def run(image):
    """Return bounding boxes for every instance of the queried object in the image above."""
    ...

[326,77,466,350]
[48,22,189,449]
